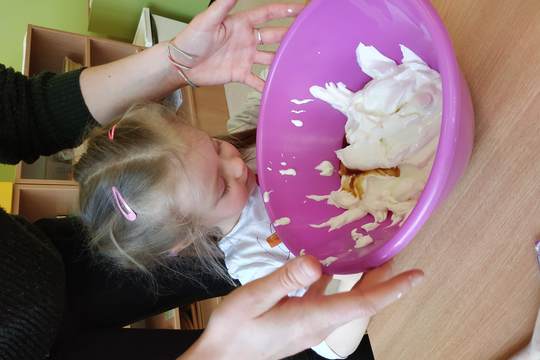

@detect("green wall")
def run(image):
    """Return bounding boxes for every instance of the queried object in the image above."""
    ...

[88,0,209,41]
[0,166,15,181]
[0,0,90,70]
[0,0,90,180]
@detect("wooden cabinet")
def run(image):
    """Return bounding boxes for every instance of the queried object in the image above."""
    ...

[12,182,79,223]
[13,24,229,222]
[14,25,143,221]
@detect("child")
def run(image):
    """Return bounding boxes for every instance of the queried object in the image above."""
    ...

[75,102,367,359]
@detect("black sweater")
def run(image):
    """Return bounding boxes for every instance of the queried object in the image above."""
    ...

[0,64,97,359]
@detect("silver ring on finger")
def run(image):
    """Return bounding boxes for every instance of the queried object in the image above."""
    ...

[255,29,263,45]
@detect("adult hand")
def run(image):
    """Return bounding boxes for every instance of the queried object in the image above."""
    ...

[172,0,304,91]
[179,256,424,360]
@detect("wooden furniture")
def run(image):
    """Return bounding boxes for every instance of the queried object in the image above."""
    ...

[13,24,229,222]
[368,1,540,359]
[14,25,142,221]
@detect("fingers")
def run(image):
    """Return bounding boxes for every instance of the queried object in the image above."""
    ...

[222,256,323,318]
[254,50,274,65]
[256,27,289,46]
[203,0,238,27]
[353,260,393,290]
[304,274,333,297]
[245,3,304,26]
[244,73,265,93]
[321,269,424,326]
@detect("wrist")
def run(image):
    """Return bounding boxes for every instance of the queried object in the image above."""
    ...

[166,40,200,88]
[169,40,199,68]
[177,331,227,360]
[151,41,190,89]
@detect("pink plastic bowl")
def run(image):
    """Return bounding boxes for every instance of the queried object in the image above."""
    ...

[257,0,474,274]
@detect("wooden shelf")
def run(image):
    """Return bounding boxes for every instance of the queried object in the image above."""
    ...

[17,25,143,185]
[13,25,143,220]
[88,38,139,66]
[26,26,86,76]
[12,183,79,222]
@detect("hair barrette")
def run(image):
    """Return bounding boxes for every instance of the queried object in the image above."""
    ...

[108,125,117,141]
[111,186,137,221]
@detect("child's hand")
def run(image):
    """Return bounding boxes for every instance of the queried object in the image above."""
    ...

[179,256,423,360]
[172,0,304,91]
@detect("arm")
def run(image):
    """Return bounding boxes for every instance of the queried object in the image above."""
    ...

[0,0,303,164]
[81,0,303,125]
[179,256,423,360]
[0,65,96,164]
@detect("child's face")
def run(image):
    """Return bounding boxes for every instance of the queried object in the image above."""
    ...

[174,125,257,236]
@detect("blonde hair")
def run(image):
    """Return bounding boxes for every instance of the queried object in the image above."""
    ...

[75,103,231,279]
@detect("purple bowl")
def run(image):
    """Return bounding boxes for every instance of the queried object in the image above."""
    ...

[257,0,474,274]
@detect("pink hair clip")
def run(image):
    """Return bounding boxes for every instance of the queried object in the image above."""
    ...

[111,186,137,222]
[108,125,117,141]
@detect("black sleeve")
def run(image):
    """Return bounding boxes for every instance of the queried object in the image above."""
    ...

[0,64,99,165]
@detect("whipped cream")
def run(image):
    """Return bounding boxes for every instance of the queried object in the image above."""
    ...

[310,163,429,231]
[315,160,334,176]
[263,191,273,203]
[351,229,373,248]
[307,44,441,231]
[279,169,297,176]
[309,43,441,171]
[361,221,380,232]
[273,217,291,227]
[320,256,338,266]
[306,194,329,202]
[291,98,314,105]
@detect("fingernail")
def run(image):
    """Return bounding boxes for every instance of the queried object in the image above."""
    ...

[298,258,319,281]
[300,261,316,278]
[410,274,424,287]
